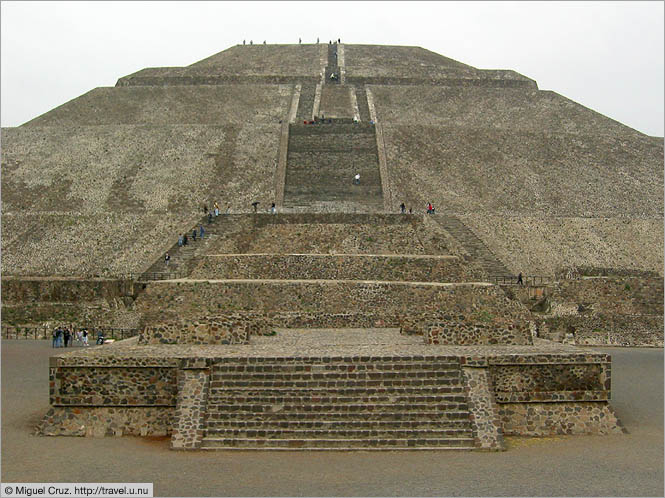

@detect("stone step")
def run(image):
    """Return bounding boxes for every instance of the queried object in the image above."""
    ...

[284,178,382,189]
[213,354,459,365]
[205,401,469,414]
[205,409,471,422]
[204,428,473,439]
[199,437,475,449]
[205,385,466,397]
[290,124,375,134]
[211,361,461,373]
[204,418,472,431]
[283,188,383,199]
[206,393,468,405]
[209,377,463,389]
[210,369,461,382]
[288,136,377,145]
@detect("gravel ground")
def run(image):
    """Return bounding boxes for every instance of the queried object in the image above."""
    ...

[1,340,662,497]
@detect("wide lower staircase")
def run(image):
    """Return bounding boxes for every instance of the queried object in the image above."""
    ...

[200,355,476,450]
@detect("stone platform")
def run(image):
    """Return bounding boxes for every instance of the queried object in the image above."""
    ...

[38,330,624,450]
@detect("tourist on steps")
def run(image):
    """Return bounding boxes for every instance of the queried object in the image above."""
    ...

[200,225,205,239]
[165,253,170,267]
[192,228,197,242]
[354,173,360,185]
[178,234,183,247]
[252,201,259,213]
[400,202,406,214]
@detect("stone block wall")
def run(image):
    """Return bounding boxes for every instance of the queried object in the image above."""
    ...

[506,276,664,347]
[140,316,253,345]
[139,309,532,346]
[36,406,174,437]
[490,363,608,402]
[191,254,476,282]
[541,313,663,347]
[468,352,623,436]
[134,281,527,325]
[427,319,531,345]
[498,402,624,436]
[52,366,177,406]
[1,277,136,304]
[1,277,141,328]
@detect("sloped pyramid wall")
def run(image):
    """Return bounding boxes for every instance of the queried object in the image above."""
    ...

[1,43,662,278]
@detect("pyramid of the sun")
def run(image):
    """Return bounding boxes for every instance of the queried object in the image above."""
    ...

[2,43,662,279]
[2,43,662,450]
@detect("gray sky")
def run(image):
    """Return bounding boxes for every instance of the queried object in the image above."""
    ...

[2,1,663,136]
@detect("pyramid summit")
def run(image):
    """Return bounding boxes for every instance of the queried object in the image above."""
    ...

[1,42,662,450]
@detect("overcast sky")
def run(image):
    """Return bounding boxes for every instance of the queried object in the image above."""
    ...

[2,1,663,136]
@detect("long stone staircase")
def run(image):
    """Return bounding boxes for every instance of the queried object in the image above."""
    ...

[283,122,384,211]
[433,215,510,277]
[140,217,218,280]
[296,84,316,120]
[324,43,340,84]
[201,353,475,450]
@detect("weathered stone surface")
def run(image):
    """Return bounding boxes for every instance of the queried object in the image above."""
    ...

[35,406,174,436]
[141,316,251,345]
[498,402,625,436]
[171,368,210,449]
